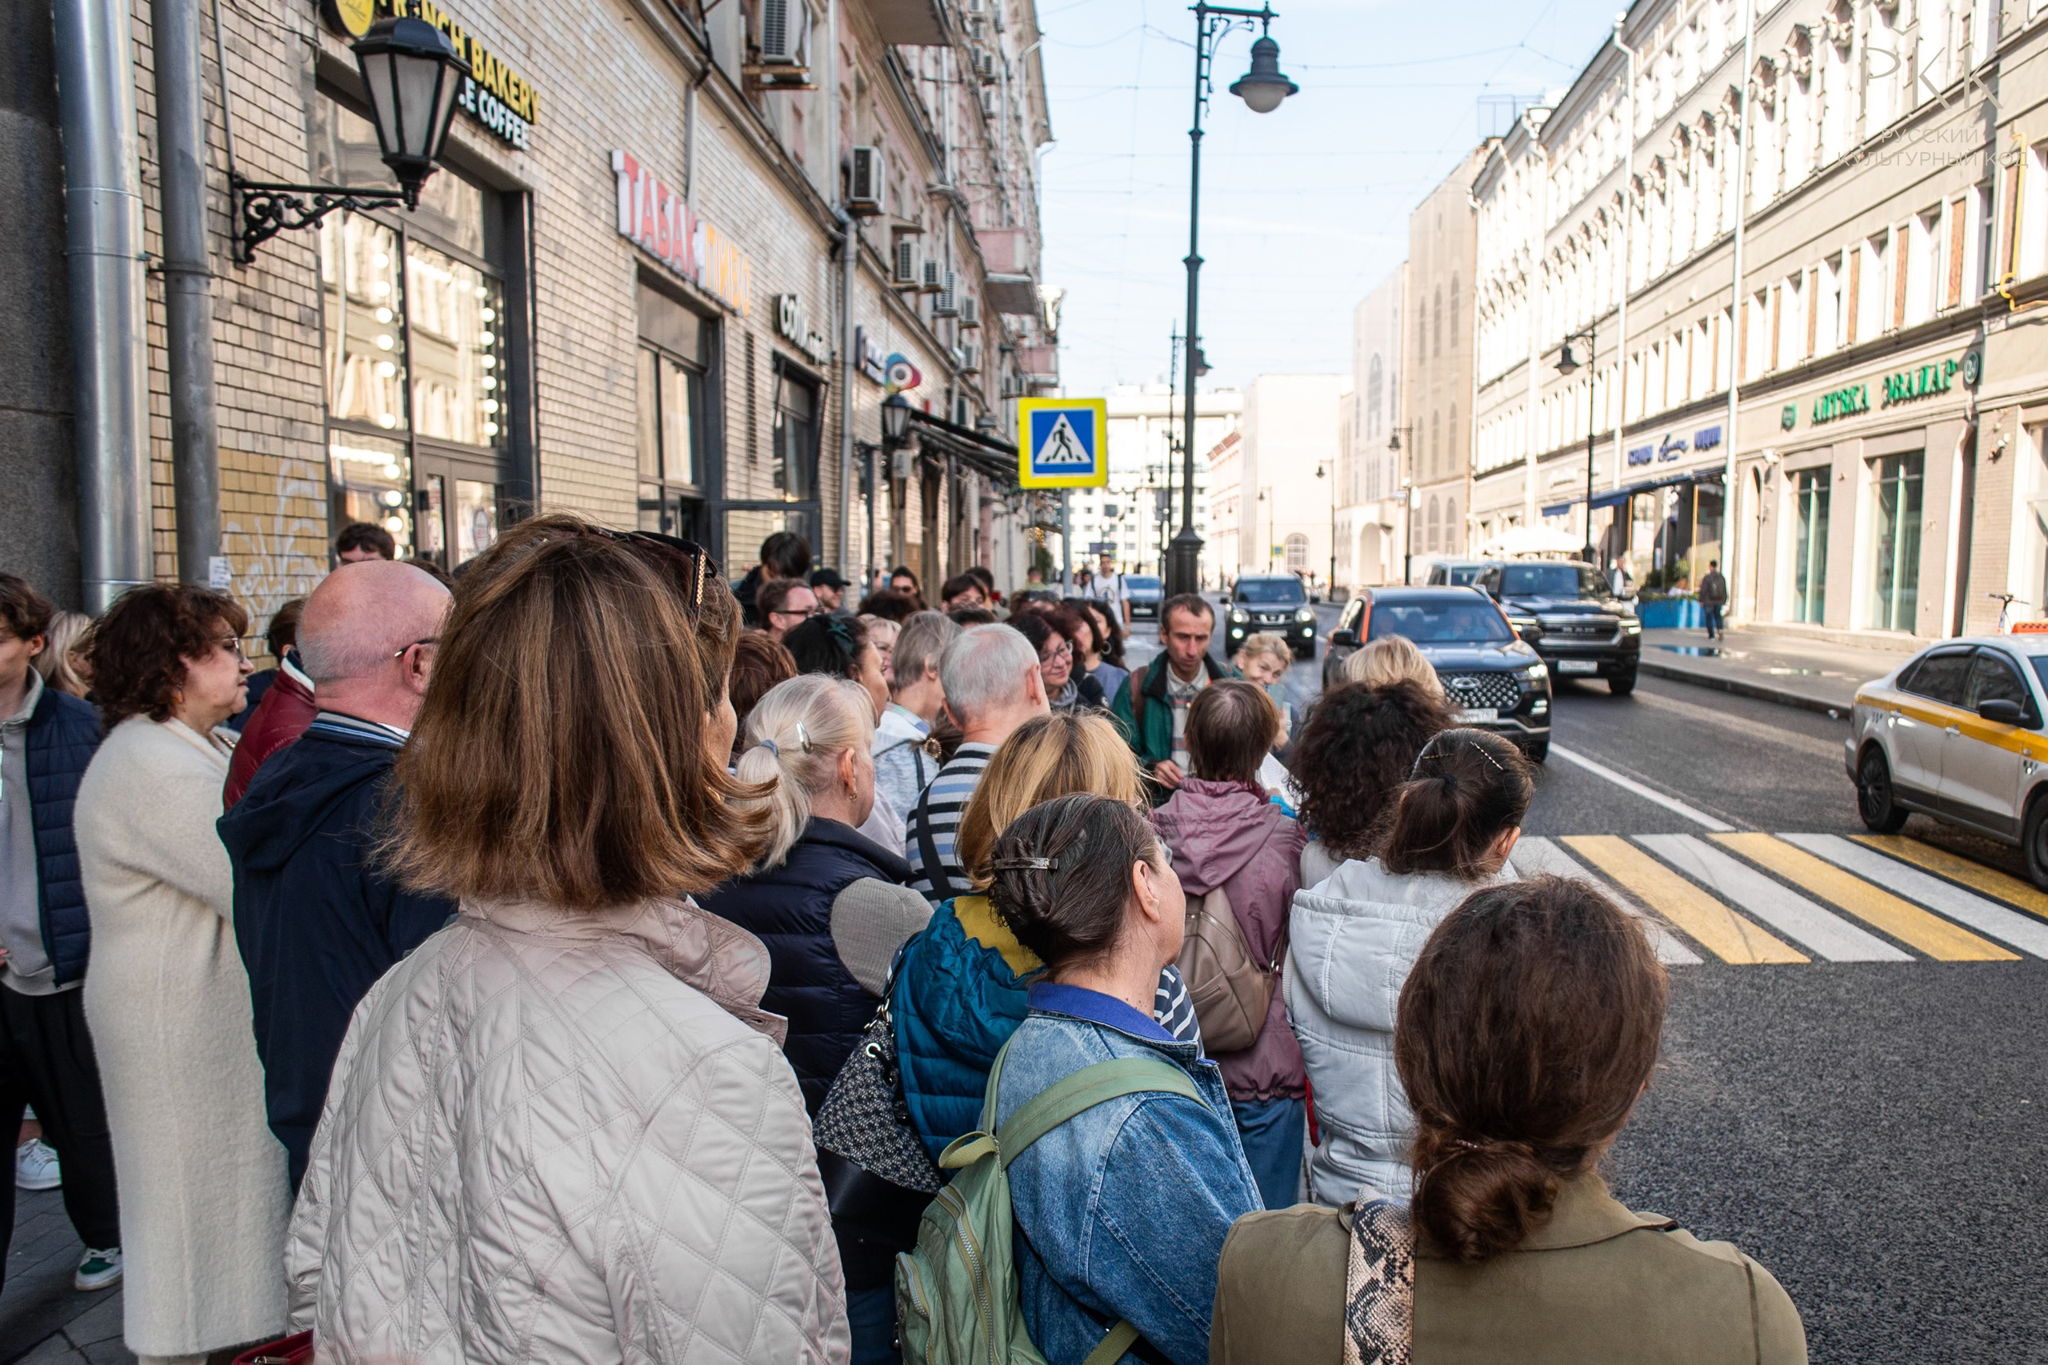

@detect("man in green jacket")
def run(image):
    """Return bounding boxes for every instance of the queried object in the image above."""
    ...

[1110,593,1238,794]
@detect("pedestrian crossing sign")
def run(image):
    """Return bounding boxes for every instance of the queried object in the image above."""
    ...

[1017,398,1108,488]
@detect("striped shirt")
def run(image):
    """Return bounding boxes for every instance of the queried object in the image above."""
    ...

[905,742,996,900]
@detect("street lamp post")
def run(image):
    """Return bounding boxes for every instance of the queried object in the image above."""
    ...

[1387,425,1414,584]
[1315,461,1336,598]
[1164,3,1298,600]
[1555,325,1599,564]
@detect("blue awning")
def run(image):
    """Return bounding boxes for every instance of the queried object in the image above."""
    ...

[1541,467,1724,514]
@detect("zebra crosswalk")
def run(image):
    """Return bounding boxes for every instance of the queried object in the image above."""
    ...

[1514,833,2048,966]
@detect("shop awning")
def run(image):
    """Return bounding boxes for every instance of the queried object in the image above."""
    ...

[909,408,1017,486]
[857,0,948,44]
[1542,466,1724,517]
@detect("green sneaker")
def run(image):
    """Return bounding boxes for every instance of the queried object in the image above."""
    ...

[74,1246,121,1291]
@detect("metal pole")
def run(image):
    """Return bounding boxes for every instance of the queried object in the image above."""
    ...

[155,0,221,587]
[838,212,858,576]
[1059,490,1072,587]
[1165,9,1211,600]
[1584,321,1598,564]
[54,0,152,610]
[1326,465,1336,597]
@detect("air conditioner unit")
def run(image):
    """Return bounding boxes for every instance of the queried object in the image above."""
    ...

[848,147,885,216]
[963,0,987,15]
[959,296,981,328]
[892,239,919,288]
[961,342,981,374]
[921,259,944,294]
[758,0,803,64]
[935,270,959,316]
[976,52,999,84]
[979,88,998,119]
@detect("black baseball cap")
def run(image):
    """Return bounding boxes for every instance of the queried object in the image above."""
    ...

[810,567,852,590]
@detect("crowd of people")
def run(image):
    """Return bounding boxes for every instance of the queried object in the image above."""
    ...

[0,522,1805,1364]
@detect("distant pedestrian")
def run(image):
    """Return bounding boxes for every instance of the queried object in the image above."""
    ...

[1109,593,1237,796]
[759,576,822,644]
[1215,875,1806,1364]
[976,793,1261,1365]
[290,515,848,1362]
[1292,671,1455,886]
[1288,728,1533,1206]
[810,566,855,617]
[889,564,925,608]
[75,584,290,1359]
[228,597,304,734]
[1085,550,1130,626]
[333,522,395,564]
[872,611,960,823]
[217,561,455,1192]
[1699,558,1729,639]
[855,587,919,623]
[902,625,1047,899]
[1069,596,1128,683]
[1149,681,1308,1208]
[0,574,123,1297]
[939,572,987,611]
[224,599,319,806]
[31,608,95,700]
[1011,608,1106,715]
[734,529,813,628]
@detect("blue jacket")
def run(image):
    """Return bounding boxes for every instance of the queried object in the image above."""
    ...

[23,687,103,985]
[892,893,1040,1160]
[700,817,913,1114]
[996,983,1263,1365]
[217,715,457,1191]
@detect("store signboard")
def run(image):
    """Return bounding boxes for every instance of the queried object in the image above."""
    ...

[322,0,538,150]
[612,150,754,315]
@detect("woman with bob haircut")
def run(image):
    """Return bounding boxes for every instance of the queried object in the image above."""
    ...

[1288,728,1532,1206]
[1288,672,1455,888]
[1215,875,1805,1363]
[286,515,849,1363]
[73,584,288,1362]
[1341,631,1448,700]
[890,712,1200,1161]
[982,793,1262,1365]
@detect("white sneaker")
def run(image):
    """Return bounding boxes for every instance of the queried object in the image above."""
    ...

[15,1138,61,1191]
[73,1246,122,1291]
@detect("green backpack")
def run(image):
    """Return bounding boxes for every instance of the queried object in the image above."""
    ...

[894,1039,1205,1365]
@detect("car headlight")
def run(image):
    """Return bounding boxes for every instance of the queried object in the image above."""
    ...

[1621,619,1642,634]
[1295,607,1315,622]
[1229,609,1249,623]
[1523,662,1548,680]
[1508,615,1538,632]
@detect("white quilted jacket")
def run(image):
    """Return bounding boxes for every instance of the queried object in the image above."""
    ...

[287,896,850,1364]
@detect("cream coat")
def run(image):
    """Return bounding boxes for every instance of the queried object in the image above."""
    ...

[288,895,850,1364]
[74,715,289,1356]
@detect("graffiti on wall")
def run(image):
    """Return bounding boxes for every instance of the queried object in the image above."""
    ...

[220,453,327,654]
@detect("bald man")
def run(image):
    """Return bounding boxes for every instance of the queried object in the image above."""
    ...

[217,560,457,1191]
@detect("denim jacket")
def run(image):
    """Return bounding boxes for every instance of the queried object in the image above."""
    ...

[994,982,1263,1365]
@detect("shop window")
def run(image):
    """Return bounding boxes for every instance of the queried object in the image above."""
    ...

[1284,533,1309,572]
[1866,452,1924,632]
[1793,468,1830,625]
[313,92,512,568]
[636,282,712,540]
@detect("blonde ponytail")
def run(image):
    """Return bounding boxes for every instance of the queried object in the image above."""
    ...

[732,674,875,869]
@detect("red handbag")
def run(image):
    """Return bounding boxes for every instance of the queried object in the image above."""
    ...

[231,1332,313,1364]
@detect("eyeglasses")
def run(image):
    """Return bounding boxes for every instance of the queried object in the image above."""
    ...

[770,605,824,621]
[1041,640,1073,663]
[392,636,440,660]
[213,635,247,661]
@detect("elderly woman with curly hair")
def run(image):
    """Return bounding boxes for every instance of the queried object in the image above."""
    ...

[72,584,288,1365]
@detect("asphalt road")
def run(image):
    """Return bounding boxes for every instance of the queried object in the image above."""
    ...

[1131,601,2048,1363]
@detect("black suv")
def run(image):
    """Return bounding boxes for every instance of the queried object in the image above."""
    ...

[1476,560,1641,695]
[1325,586,1551,761]
[1224,575,1317,659]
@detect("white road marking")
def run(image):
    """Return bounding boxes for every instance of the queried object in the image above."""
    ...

[1636,834,1910,962]
[1629,687,1843,763]
[1515,836,1703,964]
[1547,745,1737,832]
[1786,833,2048,959]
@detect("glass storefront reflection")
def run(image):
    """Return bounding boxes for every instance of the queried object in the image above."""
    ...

[330,434,414,558]
[321,214,406,431]
[408,242,502,447]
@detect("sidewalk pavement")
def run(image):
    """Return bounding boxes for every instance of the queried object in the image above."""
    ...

[1635,625,1912,716]
[4,1187,131,1364]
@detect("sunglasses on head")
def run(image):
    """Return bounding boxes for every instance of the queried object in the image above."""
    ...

[587,527,720,616]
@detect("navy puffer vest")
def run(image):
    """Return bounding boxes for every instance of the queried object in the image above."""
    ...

[26,687,104,985]
[701,818,914,1114]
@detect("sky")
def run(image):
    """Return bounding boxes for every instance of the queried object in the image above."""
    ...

[1035,0,1634,397]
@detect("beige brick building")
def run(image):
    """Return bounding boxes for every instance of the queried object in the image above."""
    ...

[1471,0,2048,642]
[11,0,1059,637]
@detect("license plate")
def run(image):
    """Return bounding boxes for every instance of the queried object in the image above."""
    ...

[1456,707,1498,723]
[1557,659,1598,675]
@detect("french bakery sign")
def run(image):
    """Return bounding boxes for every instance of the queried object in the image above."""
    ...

[612,151,754,314]
[322,0,538,150]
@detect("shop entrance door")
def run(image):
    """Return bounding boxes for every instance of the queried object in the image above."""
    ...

[415,450,503,572]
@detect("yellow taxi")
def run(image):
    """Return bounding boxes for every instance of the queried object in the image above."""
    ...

[1847,632,2048,886]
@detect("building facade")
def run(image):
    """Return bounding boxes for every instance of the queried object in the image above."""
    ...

[1065,383,1241,578]
[1339,266,1406,587]
[1472,0,2048,640]
[6,0,1060,635]
[1208,373,1345,587]
[1403,143,1492,566]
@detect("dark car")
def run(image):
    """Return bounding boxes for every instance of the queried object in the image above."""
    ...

[1123,574,1164,621]
[1476,559,1641,695]
[1424,559,1500,588]
[1324,586,1551,761]
[1225,575,1317,659]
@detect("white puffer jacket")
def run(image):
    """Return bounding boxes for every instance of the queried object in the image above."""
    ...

[1286,856,1514,1206]
[287,896,850,1364]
